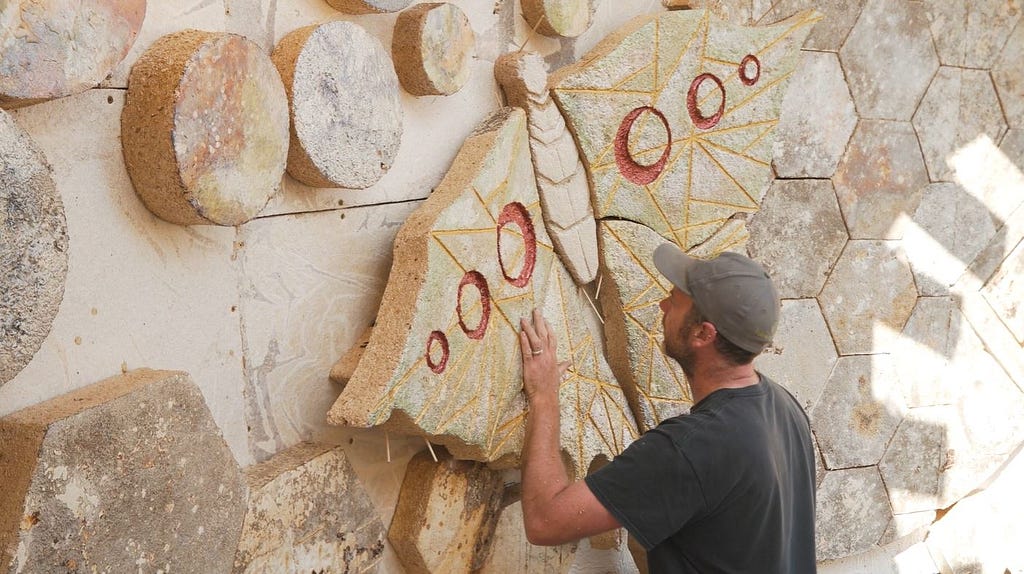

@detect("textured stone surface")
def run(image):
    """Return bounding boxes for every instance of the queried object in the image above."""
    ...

[393,3,475,96]
[948,133,1024,225]
[746,179,847,298]
[819,240,918,355]
[903,183,998,296]
[551,9,816,249]
[894,298,980,408]
[839,0,938,121]
[234,443,385,573]
[0,369,245,574]
[522,0,593,38]
[1003,129,1024,167]
[121,30,289,225]
[330,326,375,386]
[272,21,402,189]
[833,120,929,239]
[0,0,145,108]
[762,0,863,51]
[685,218,748,258]
[475,499,576,573]
[922,0,1023,69]
[324,0,413,14]
[992,20,1024,128]
[754,299,836,413]
[598,220,691,432]
[811,355,905,469]
[772,51,857,178]
[913,67,1007,183]
[328,109,638,476]
[982,238,1024,344]
[495,51,598,284]
[389,449,504,574]
[0,110,68,386]
[815,467,891,560]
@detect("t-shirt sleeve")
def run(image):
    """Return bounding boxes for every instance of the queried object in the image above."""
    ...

[584,426,706,550]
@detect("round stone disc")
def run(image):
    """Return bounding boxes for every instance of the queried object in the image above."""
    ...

[521,0,593,38]
[272,21,402,189]
[121,30,289,226]
[0,109,69,385]
[393,2,476,97]
[323,0,413,14]
[0,0,146,108]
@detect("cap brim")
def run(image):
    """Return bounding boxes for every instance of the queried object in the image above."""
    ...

[653,243,698,295]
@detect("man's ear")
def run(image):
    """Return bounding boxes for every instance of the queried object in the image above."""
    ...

[693,321,717,346]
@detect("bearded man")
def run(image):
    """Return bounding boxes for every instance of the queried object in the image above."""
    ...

[518,243,816,573]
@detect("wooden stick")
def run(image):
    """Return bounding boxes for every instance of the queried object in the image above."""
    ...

[425,438,438,462]
[594,274,604,299]
[581,285,604,324]
[385,430,392,463]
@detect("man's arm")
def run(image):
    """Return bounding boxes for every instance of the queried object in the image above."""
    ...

[519,309,621,546]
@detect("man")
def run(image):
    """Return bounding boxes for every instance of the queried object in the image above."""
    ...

[518,243,816,573]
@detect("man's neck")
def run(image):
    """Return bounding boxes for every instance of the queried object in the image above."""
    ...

[687,362,759,404]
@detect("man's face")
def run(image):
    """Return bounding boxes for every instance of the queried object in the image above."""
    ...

[659,287,701,376]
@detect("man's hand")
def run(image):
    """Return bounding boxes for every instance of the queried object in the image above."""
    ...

[519,308,568,405]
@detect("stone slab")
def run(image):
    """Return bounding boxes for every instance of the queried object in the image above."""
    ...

[328,109,638,477]
[474,498,576,573]
[754,299,836,413]
[811,355,905,469]
[330,326,375,386]
[815,467,891,560]
[272,21,403,189]
[0,109,68,386]
[818,240,918,355]
[0,0,145,108]
[684,218,748,259]
[389,449,505,574]
[1003,129,1024,168]
[772,51,857,178]
[922,0,1023,69]
[551,9,817,249]
[522,0,593,38]
[913,67,1007,183]
[234,443,385,573]
[839,0,938,121]
[833,120,929,239]
[992,19,1024,128]
[894,297,981,408]
[121,30,289,226]
[762,0,863,52]
[393,3,476,97]
[746,179,848,299]
[0,369,245,574]
[948,133,1024,226]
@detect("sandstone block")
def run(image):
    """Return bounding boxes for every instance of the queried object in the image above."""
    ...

[233,443,385,573]
[754,299,836,413]
[922,0,1023,69]
[0,369,245,574]
[121,30,289,226]
[393,3,475,97]
[0,0,145,108]
[815,467,891,560]
[272,21,402,189]
[328,109,637,477]
[551,9,817,249]
[0,109,68,386]
[330,326,375,386]
[324,0,413,14]
[473,499,576,573]
[992,21,1024,127]
[521,0,593,38]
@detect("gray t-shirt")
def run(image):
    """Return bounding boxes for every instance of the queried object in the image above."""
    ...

[586,374,816,573]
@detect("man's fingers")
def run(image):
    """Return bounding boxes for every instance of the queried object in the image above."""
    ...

[520,316,541,353]
[532,308,548,343]
[518,328,533,359]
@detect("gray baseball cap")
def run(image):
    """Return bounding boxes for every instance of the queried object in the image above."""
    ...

[653,243,779,353]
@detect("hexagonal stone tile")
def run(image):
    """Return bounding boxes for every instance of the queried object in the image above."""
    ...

[993,20,1024,128]
[234,443,385,573]
[0,369,246,574]
[839,0,938,121]
[815,467,891,560]
[762,0,865,52]
[922,0,1023,68]
[747,179,848,299]
[1002,129,1024,167]
[947,132,1024,225]
[894,297,979,407]
[812,355,906,469]
[913,67,1007,183]
[902,183,999,296]
[981,238,1024,345]
[773,51,857,178]
[754,299,837,413]
[833,120,930,239]
[819,240,918,355]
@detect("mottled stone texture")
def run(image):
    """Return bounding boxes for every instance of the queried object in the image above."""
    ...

[328,109,637,477]
[0,369,245,574]
[982,238,1024,344]
[234,443,385,573]
[819,240,918,355]
[389,449,504,574]
[475,500,576,573]
[839,0,938,121]
[521,0,593,38]
[913,67,1007,183]
[272,21,402,189]
[551,9,816,249]
[833,120,929,239]
[922,0,1023,69]
[811,355,905,469]
[747,179,847,299]
[324,0,413,14]
[754,299,836,413]
[948,133,1024,224]
[0,0,145,108]
[121,30,289,226]
[0,110,68,386]
[393,3,475,97]
[894,298,979,408]
[992,21,1024,127]
[763,0,864,51]
[815,467,891,560]
[495,51,599,284]
[772,51,857,178]
[598,220,691,432]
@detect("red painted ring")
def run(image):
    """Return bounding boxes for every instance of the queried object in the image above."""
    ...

[425,330,449,374]
[496,202,537,288]
[739,54,761,86]
[456,270,490,340]
[614,106,673,186]
[687,73,726,130]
